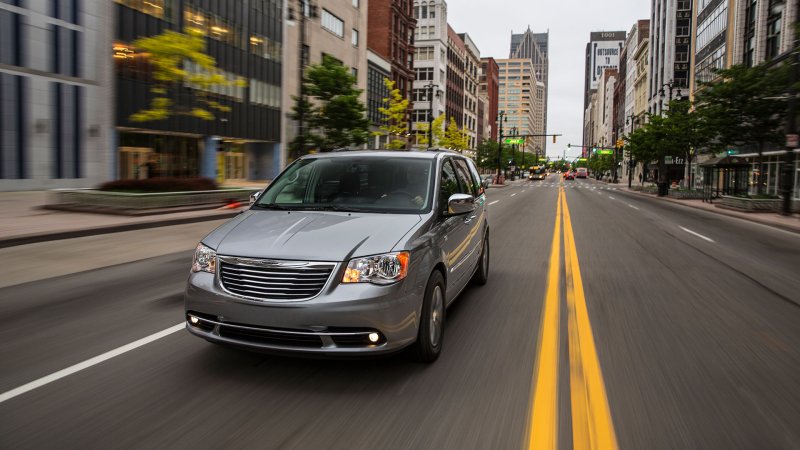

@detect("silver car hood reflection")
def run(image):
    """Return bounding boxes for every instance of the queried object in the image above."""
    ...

[206,210,423,261]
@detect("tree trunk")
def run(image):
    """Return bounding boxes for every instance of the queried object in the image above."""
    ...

[658,156,669,196]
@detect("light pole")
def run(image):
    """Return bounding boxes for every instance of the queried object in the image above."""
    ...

[496,111,506,184]
[292,0,317,159]
[423,83,439,149]
[510,126,517,179]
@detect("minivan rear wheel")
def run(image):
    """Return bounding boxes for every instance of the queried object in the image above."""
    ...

[471,235,489,285]
[413,271,445,362]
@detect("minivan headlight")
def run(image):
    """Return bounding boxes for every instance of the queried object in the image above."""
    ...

[342,252,409,285]
[192,243,217,273]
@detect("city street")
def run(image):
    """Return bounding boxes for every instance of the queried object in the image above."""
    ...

[1,174,799,449]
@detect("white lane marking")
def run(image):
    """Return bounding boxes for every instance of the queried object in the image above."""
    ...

[679,226,715,243]
[627,204,640,210]
[0,323,185,404]
[489,200,500,205]
[608,196,616,200]
[511,193,517,197]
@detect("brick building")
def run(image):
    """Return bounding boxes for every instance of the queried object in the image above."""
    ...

[446,25,465,128]
[480,57,499,141]
[368,0,416,100]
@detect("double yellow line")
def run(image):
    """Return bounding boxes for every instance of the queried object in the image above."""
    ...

[527,187,618,450]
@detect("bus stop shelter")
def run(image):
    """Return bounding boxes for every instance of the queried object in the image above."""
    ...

[700,155,749,203]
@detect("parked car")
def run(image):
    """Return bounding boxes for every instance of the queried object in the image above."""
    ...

[185,150,491,362]
[481,175,493,189]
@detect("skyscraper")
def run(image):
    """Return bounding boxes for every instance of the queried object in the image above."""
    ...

[510,28,548,151]
[582,31,626,146]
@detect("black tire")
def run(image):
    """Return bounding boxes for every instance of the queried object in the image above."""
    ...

[413,271,446,362]
[471,234,490,285]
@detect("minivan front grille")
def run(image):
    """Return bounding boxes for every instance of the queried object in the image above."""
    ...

[218,257,335,301]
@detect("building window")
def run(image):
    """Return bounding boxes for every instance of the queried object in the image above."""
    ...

[351,67,358,78]
[420,2,427,18]
[415,67,434,81]
[416,46,434,60]
[429,2,435,18]
[321,9,344,38]
[352,0,359,7]
[250,35,282,62]
[115,0,167,19]
[765,0,785,61]
[351,28,359,46]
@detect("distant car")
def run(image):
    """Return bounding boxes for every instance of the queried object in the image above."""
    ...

[481,175,493,188]
[576,168,588,179]
[564,172,575,180]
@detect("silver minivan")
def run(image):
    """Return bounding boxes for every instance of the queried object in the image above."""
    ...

[185,150,490,362]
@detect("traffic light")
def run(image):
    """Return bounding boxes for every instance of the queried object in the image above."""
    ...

[553,135,557,144]
[567,143,571,148]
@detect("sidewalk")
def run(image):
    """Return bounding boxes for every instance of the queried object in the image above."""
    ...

[608,181,800,234]
[0,187,254,248]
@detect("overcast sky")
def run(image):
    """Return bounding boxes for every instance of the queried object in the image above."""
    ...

[447,0,651,159]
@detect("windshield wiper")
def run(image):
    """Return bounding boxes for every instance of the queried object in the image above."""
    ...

[253,203,291,210]
[297,205,381,213]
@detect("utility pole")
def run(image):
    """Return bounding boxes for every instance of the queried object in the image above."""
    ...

[496,111,506,184]
[782,28,799,215]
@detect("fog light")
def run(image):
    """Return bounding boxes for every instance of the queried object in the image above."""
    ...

[189,315,199,324]
[368,332,380,343]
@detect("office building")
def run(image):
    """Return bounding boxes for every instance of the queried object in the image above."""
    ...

[510,27,549,151]
[366,49,392,148]
[115,0,283,183]
[457,32,480,151]
[411,0,448,147]
[583,30,625,146]
[479,57,500,141]
[445,25,465,129]
[1,1,113,191]
[496,58,542,160]
[368,0,416,100]
[648,0,692,115]
[284,0,368,159]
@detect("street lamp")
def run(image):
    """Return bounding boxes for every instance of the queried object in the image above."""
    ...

[496,111,507,184]
[659,80,683,112]
[423,83,440,149]
[291,0,318,159]
[510,126,517,179]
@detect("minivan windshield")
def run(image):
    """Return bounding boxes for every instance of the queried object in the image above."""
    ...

[255,156,434,213]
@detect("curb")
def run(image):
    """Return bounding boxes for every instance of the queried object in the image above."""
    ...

[618,188,800,234]
[0,211,241,249]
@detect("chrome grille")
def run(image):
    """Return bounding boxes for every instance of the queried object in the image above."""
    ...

[218,256,335,301]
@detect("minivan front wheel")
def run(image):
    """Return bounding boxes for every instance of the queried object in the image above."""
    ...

[413,271,445,362]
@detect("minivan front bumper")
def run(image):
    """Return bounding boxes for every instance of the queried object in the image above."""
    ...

[184,270,423,355]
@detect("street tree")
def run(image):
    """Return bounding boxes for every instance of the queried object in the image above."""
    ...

[377,78,410,149]
[439,117,470,150]
[416,114,445,148]
[291,55,370,154]
[661,98,711,189]
[129,28,242,122]
[694,63,788,193]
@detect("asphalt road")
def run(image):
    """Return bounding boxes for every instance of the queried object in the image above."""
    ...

[2,175,799,449]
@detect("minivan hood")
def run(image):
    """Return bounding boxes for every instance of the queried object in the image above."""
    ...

[207,210,422,262]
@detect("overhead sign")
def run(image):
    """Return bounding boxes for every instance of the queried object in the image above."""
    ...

[504,138,524,144]
[598,149,614,155]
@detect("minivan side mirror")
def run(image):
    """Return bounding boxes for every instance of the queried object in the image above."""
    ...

[249,190,263,206]
[446,193,475,215]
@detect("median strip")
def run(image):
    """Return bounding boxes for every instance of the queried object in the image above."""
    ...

[526,188,563,450]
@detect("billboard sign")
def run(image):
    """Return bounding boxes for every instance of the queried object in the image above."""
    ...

[590,40,623,90]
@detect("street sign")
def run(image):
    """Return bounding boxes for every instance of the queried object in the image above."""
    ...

[598,149,614,155]
[504,138,524,144]
[786,133,799,148]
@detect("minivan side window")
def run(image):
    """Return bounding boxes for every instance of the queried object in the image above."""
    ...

[465,158,484,195]
[439,160,459,215]
[453,158,477,197]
